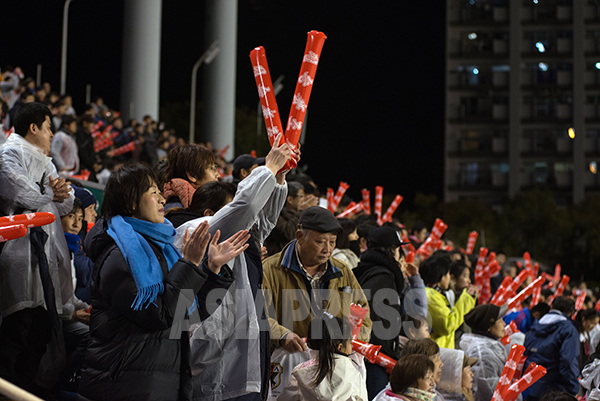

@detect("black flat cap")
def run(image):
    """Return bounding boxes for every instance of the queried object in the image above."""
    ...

[298,206,343,235]
[464,303,508,333]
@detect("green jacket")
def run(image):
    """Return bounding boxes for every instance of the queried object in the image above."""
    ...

[426,287,475,349]
[263,240,372,351]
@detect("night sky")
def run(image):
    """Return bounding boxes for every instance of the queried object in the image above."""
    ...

[3,1,446,206]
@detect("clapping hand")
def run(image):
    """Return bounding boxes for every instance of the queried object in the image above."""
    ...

[207,229,251,274]
[182,221,211,266]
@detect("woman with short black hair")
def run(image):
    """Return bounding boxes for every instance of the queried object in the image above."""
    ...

[78,162,249,401]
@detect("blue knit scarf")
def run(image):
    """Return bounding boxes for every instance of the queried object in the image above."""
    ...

[107,215,181,310]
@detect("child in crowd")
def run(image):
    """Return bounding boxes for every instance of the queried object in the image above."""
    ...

[375,354,436,401]
[279,315,368,401]
[421,254,477,348]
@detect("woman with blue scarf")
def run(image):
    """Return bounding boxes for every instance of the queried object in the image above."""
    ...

[78,162,250,401]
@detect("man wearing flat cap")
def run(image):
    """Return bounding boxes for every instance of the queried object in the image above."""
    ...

[263,206,372,353]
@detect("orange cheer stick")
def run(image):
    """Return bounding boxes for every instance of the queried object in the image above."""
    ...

[0,224,27,242]
[249,46,285,148]
[331,182,349,212]
[360,189,371,215]
[508,276,545,310]
[493,344,525,401]
[352,340,381,364]
[0,212,56,229]
[336,202,363,219]
[284,31,327,150]
[465,231,478,254]
[381,195,403,223]
[348,303,368,341]
[374,352,397,374]
[503,365,547,401]
[490,276,513,305]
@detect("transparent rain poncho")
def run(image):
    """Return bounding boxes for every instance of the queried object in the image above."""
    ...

[175,166,287,400]
[0,133,74,319]
[438,348,466,401]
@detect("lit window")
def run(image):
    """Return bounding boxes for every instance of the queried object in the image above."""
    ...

[568,127,575,139]
[590,162,597,175]
[468,33,478,40]
[538,62,548,71]
[535,42,546,53]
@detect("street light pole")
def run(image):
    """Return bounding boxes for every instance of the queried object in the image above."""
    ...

[189,40,220,144]
[60,0,74,95]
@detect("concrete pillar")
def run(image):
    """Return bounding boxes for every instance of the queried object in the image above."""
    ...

[120,0,162,122]
[573,1,586,204]
[202,0,237,160]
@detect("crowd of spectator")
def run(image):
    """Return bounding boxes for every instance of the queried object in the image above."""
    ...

[1,65,600,401]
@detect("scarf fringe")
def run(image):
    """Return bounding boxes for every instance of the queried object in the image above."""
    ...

[131,281,165,311]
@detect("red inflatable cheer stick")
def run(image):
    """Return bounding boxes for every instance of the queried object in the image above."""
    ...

[374,352,397,374]
[500,321,519,345]
[250,46,286,148]
[523,252,533,274]
[110,141,135,156]
[553,264,561,286]
[0,212,56,229]
[465,231,478,255]
[405,251,415,264]
[503,366,547,401]
[352,340,381,364]
[336,202,363,219]
[548,275,570,305]
[533,262,539,278]
[402,233,415,253]
[361,189,371,215]
[493,269,531,306]
[381,195,403,223]
[575,291,587,311]
[331,182,349,212]
[348,303,368,340]
[490,276,513,306]
[474,247,490,290]
[492,344,525,401]
[374,186,383,224]
[514,355,528,380]
[284,31,327,154]
[531,286,542,307]
[0,224,27,242]
[508,276,545,310]
[326,188,335,213]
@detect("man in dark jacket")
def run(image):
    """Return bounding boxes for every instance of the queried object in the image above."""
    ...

[524,296,580,400]
[353,226,427,400]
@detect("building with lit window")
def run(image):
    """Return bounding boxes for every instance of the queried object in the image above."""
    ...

[445,0,600,205]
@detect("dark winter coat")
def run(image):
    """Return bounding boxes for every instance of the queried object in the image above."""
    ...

[353,250,426,359]
[78,219,233,401]
[524,310,580,397]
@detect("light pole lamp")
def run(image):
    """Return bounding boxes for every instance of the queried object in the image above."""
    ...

[60,0,74,95]
[189,40,220,144]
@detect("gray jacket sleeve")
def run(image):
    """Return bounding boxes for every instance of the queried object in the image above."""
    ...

[404,274,428,319]
[50,132,67,171]
[207,166,283,240]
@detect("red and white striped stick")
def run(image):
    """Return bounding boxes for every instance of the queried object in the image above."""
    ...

[402,233,415,253]
[405,251,415,264]
[553,264,561,286]
[508,276,545,310]
[503,366,547,401]
[523,252,533,274]
[0,212,56,229]
[373,352,397,375]
[492,344,525,401]
[0,224,27,242]
[531,286,542,307]
[465,231,478,255]
[361,189,371,215]
[374,186,383,223]
[336,202,363,219]
[249,47,285,148]
[326,188,335,213]
[352,340,381,364]
[548,275,570,305]
[575,291,587,311]
[490,276,513,305]
[284,31,327,153]
[111,141,135,156]
[381,195,403,223]
[331,182,349,212]
[492,269,531,306]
